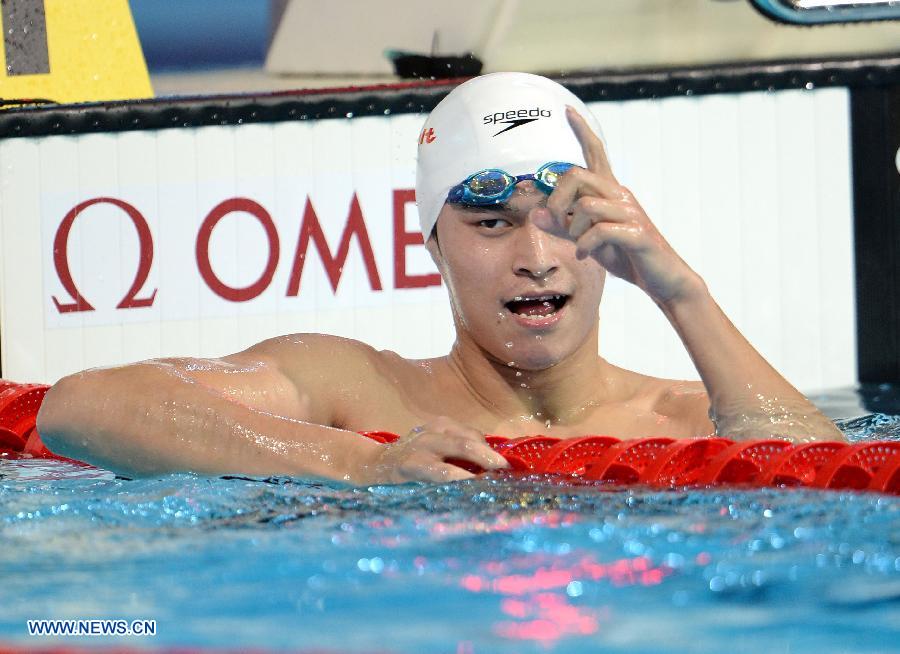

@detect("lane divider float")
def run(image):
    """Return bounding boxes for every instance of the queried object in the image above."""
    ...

[1,379,897,494]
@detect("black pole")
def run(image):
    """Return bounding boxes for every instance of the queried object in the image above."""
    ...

[851,85,900,384]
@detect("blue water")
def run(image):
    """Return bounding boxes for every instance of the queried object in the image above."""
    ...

[2,391,900,654]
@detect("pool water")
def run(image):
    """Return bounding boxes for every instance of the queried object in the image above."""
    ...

[1,387,899,654]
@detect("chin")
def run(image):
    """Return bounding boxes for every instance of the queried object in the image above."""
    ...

[490,342,567,371]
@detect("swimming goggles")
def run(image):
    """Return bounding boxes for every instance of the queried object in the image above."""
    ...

[446,161,576,206]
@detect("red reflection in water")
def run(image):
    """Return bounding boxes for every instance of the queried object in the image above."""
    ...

[460,553,673,646]
[461,555,669,596]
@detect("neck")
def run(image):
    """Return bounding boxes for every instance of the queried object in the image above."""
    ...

[444,324,621,427]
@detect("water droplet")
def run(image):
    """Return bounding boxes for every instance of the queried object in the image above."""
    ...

[506,361,515,367]
[504,342,513,349]
[519,383,527,388]
[804,82,814,90]
[535,335,542,341]
[515,371,522,377]
[346,112,354,118]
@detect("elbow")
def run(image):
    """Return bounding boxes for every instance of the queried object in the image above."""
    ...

[35,372,100,461]
[36,375,158,478]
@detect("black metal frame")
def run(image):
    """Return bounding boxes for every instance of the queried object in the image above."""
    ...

[0,54,898,138]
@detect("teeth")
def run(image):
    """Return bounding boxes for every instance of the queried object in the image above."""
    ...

[510,294,565,302]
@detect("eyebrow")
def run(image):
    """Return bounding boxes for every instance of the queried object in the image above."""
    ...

[462,193,550,212]
[459,202,510,213]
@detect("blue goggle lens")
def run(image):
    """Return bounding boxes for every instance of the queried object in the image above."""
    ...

[468,170,513,198]
[535,162,574,189]
[449,162,576,206]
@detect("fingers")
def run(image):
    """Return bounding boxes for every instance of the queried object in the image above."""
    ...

[388,417,510,484]
[574,222,644,258]
[566,105,617,183]
[407,431,509,472]
[546,167,629,234]
[419,463,475,483]
[549,164,620,211]
[566,196,633,240]
[439,434,510,471]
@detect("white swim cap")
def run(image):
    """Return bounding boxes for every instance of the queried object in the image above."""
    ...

[415,72,605,239]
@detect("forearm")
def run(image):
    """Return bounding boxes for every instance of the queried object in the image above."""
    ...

[36,364,382,480]
[659,279,844,441]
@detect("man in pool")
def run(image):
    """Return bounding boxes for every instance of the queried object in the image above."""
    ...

[36,72,844,483]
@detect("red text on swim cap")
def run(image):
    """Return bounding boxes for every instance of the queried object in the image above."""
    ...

[418,127,436,145]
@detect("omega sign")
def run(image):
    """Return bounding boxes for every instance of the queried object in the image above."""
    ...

[50,189,440,315]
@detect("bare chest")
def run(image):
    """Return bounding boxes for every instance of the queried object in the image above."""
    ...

[333,369,689,440]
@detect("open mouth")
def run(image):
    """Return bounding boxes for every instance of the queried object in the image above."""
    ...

[504,294,569,318]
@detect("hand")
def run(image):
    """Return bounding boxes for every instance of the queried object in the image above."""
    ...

[545,106,705,306]
[357,416,510,484]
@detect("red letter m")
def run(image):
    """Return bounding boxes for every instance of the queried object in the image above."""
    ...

[286,194,382,295]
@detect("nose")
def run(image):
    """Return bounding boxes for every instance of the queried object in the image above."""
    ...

[512,208,560,280]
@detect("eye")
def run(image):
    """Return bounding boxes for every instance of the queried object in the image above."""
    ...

[477,217,511,230]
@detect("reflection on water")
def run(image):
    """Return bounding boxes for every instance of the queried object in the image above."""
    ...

[0,404,899,653]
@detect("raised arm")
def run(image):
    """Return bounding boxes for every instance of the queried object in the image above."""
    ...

[36,335,385,480]
[551,107,843,442]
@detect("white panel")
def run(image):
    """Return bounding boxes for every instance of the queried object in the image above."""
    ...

[618,100,675,377]
[812,89,856,390]
[775,90,825,391]
[155,127,200,359]
[38,136,85,378]
[0,139,45,381]
[697,95,744,330]
[0,87,856,394]
[656,95,704,379]
[736,91,784,377]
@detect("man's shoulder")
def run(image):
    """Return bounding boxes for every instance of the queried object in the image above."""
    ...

[649,378,714,436]
[644,377,706,409]
[612,367,708,418]
[242,333,373,366]
[603,364,700,405]
[241,333,410,379]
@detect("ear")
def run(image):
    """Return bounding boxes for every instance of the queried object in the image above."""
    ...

[423,217,446,273]
[424,233,446,275]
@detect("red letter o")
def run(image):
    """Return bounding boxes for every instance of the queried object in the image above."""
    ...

[196,198,280,302]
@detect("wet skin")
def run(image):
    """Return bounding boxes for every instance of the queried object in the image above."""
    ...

[37,108,845,484]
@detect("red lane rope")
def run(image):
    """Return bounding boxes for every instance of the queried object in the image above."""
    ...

[2,379,898,494]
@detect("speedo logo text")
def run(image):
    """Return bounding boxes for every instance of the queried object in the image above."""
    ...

[483,107,551,136]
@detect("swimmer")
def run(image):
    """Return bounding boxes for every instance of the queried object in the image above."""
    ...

[36,72,845,483]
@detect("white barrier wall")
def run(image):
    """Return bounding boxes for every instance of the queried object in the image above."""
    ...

[0,87,856,391]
